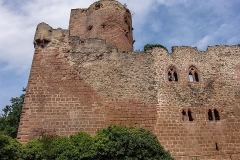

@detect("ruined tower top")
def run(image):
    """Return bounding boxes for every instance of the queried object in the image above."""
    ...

[69,0,133,52]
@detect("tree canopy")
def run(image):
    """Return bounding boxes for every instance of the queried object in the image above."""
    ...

[0,88,25,138]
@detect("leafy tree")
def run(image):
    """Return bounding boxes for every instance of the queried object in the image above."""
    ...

[0,88,25,138]
[144,43,168,52]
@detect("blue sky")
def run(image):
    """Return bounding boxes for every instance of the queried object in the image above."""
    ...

[0,0,240,111]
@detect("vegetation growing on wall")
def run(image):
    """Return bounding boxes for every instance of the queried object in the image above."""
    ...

[144,43,168,52]
[0,125,175,160]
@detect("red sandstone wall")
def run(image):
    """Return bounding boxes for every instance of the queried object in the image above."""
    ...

[152,46,240,159]
[18,34,156,144]
[69,9,87,37]
[19,37,240,159]
[18,43,240,160]
[17,47,108,143]
[69,0,133,52]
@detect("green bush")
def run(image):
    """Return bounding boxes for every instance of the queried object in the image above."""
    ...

[70,131,94,159]
[49,136,80,160]
[20,135,81,160]
[40,135,57,158]
[144,43,168,52]
[0,134,22,160]
[21,139,46,160]
[91,125,174,160]
[0,125,174,160]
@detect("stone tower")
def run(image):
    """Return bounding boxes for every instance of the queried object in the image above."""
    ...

[69,0,133,52]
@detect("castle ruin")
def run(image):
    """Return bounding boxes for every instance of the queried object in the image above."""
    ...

[18,0,240,159]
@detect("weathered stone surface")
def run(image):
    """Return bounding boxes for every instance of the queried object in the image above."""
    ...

[152,46,240,159]
[34,22,67,48]
[18,0,240,159]
[69,0,133,52]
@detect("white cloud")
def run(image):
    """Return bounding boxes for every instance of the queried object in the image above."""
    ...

[156,0,187,6]
[0,0,97,73]
[197,35,213,50]
[0,3,31,72]
[197,23,239,50]
[121,0,155,26]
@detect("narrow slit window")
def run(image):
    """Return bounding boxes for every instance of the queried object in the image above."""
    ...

[182,109,186,121]
[167,66,178,82]
[189,66,199,82]
[208,109,213,120]
[194,72,199,82]
[215,143,219,151]
[174,72,178,81]
[188,109,194,121]
[214,109,220,120]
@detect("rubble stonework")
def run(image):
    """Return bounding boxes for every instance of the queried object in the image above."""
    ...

[17,0,240,159]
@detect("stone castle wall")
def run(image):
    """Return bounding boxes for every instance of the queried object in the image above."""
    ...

[18,0,240,159]
[152,46,240,159]
[18,23,157,142]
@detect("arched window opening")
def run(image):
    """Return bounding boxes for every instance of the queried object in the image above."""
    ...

[214,109,220,120]
[168,66,178,82]
[208,109,213,121]
[188,109,194,121]
[189,66,199,82]
[182,109,187,121]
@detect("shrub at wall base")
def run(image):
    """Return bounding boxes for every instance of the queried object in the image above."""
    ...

[0,135,22,160]
[89,125,174,160]
[0,125,174,160]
